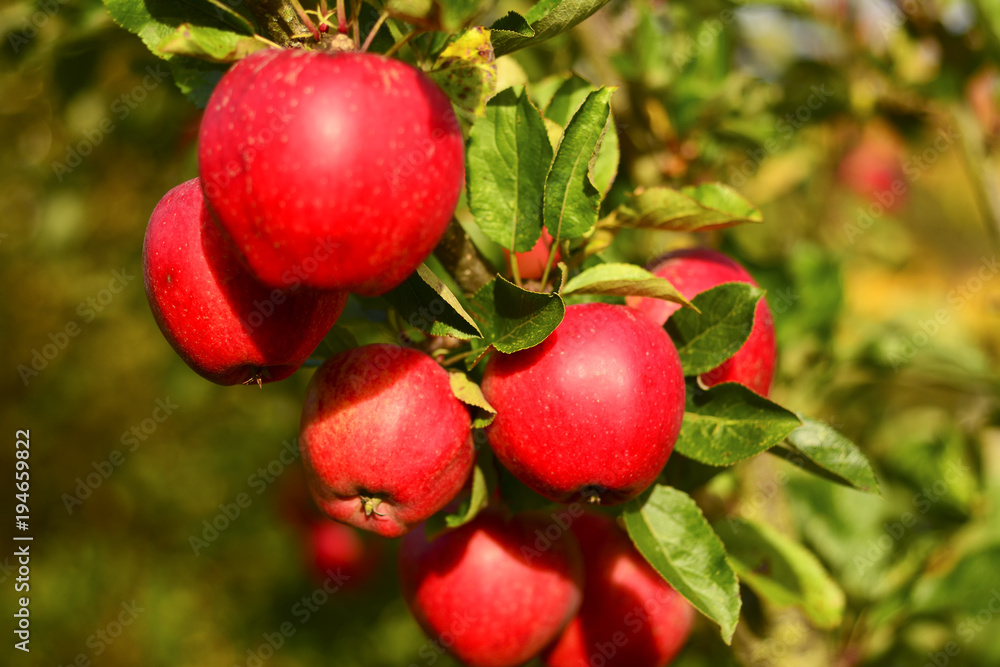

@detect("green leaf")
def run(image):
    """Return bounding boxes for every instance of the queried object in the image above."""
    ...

[428,27,497,119]
[612,184,764,232]
[561,263,693,307]
[317,325,360,357]
[388,0,483,31]
[714,517,846,628]
[668,283,762,376]
[676,383,802,466]
[490,0,613,57]
[544,75,619,195]
[623,484,740,643]
[466,87,553,252]
[778,417,881,495]
[448,372,496,428]
[543,87,615,242]
[425,449,494,539]
[383,264,483,340]
[468,276,565,357]
[157,24,267,62]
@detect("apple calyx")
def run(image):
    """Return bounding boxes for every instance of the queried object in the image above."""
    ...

[581,485,606,505]
[361,495,386,517]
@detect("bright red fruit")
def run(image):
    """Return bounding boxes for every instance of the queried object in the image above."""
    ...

[481,303,685,506]
[626,248,777,396]
[142,178,347,385]
[399,510,584,667]
[300,344,474,538]
[504,229,560,281]
[544,513,694,667]
[198,48,465,296]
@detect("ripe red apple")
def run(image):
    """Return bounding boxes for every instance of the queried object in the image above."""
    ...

[837,128,907,213]
[544,513,695,667]
[398,509,584,667]
[142,178,347,385]
[626,248,777,396]
[504,229,560,280]
[481,303,685,506]
[305,518,379,588]
[198,48,465,296]
[300,344,474,538]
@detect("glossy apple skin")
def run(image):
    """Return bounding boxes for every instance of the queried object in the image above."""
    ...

[504,229,560,280]
[399,510,584,667]
[142,178,347,385]
[300,344,474,538]
[626,248,777,396]
[544,513,694,667]
[481,303,686,506]
[198,49,465,296]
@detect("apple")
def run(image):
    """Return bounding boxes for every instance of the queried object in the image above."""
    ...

[305,518,379,588]
[398,509,584,667]
[300,344,474,537]
[481,303,685,506]
[626,248,777,396]
[142,178,347,386]
[198,48,465,296]
[837,128,907,213]
[504,229,560,281]
[544,512,694,667]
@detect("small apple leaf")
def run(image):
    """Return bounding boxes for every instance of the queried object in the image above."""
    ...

[561,263,694,307]
[468,276,565,358]
[544,87,615,243]
[610,184,764,232]
[667,282,762,377]
[623,484,740,644]
[676,382,802,466]
[775,417,882,495]
[490,1,613,57]
[545,74,619,195]
[448,372,496,428]
[425,449,495,540]
[157,24,268,62]
[467,87,552,252]
[714,517,846,629]
[383,264,483,340]
[428,27,497,119]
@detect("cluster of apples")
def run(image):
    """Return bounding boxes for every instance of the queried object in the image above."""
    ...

[141,45,778,667]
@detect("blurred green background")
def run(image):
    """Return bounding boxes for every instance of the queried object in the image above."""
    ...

[3,0,1000,665]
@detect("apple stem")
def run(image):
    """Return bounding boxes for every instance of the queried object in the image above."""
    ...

[538,237,560,291]
[351,0,361,48]
[360,11,389,53]
[439,350,477,368]
[336,0,347,34]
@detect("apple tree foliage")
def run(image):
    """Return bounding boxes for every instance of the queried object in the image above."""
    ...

[89,0,996,661]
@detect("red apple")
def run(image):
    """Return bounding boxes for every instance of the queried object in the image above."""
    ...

[305,518,379,588]
[837,128,907,213]
[300,344,474,538]
[626,248,777,396]
[481,303,685,506]
[504,229,560,280]
[142,178,347,385]
[544,513,694,667]
[198,48,465,296]
[399,509,584,667]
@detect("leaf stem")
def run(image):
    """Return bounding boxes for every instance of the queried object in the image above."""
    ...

[288,0,320,40]
[351,0,361,48]
[440,349,478,367]
[538,236,559,290]
[360,11,390,53]
[384,28,419,59]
